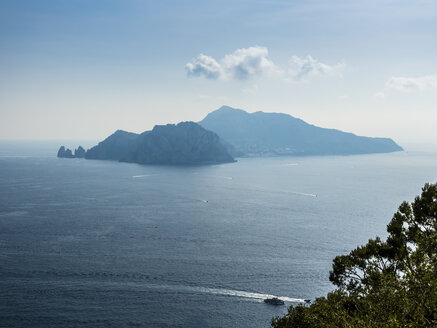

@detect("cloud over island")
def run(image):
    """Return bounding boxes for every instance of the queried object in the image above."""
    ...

[186,46,277,80]
[185,46,344,82]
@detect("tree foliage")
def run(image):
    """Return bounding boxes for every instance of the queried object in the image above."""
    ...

[272,183,437,328]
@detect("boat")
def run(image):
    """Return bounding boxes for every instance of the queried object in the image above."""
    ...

[263,297,285,305]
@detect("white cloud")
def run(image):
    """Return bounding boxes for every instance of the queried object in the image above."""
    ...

[386,75,437,91]
[288,55,344,80]
[186,46,277,80]
[221,46,278,80]
[185,54,222,79]
[186,47,343,83]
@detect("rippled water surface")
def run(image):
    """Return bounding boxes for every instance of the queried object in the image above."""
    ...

[1,142,436,327]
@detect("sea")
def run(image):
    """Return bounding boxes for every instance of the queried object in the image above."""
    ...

[0,141,436,328]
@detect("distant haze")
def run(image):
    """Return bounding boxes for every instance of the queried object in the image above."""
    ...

[1,1,436,146]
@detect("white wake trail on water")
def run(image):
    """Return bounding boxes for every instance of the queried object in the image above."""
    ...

[193,286,306,303]
[291,192,317,197]
[131,282,306,303]
[132,174,159,178]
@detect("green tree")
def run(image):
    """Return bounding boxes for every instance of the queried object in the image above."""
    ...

[272,183,437,328]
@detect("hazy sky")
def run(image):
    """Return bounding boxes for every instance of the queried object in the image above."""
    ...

[1,0,436,146]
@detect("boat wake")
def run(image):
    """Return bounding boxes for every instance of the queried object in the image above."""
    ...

[18,270,307,304]
[137,283,306,303]
[194,286,306,303]
[291,192,317,197]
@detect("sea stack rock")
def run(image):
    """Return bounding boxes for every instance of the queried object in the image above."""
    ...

[74,146,86,158]
[57,146,74,158]
[57,146,66,157]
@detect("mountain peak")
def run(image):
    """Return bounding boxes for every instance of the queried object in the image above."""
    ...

[203,106,249,122]
[215,105,248,114]
[217,105,237,111]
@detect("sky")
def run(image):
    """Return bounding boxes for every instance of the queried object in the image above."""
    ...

[1,0,436,147]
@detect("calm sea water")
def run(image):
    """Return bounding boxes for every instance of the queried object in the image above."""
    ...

[1,142,436,327]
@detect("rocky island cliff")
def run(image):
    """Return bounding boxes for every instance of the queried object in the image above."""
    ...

[58,121,235,165]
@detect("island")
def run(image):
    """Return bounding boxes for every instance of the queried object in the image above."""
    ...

[57,121,235,165]
[199,106,403,156]
[58,106,404,163]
